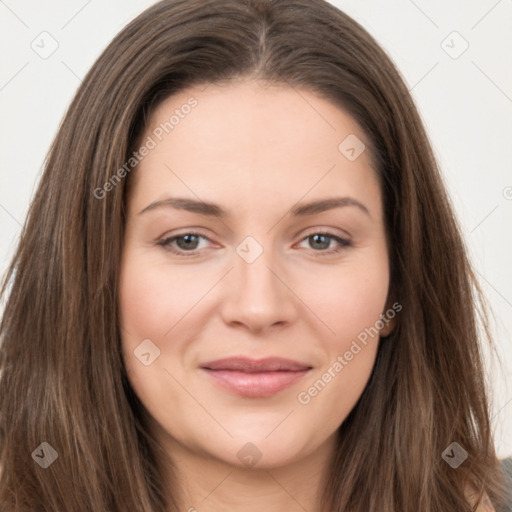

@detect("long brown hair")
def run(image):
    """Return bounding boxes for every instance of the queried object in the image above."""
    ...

[0,0,509,510]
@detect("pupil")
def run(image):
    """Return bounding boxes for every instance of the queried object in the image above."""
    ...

[177,235,198,250]
[311,234,329,250]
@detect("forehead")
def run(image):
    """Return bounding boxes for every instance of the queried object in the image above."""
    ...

[128,80,382,218]
[145,79,369,160]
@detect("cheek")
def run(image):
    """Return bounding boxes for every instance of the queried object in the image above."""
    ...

[118,258,185,417]
[293,252,389,422]
[118,254,216,395]
[119,267,168,338]
[119,256,206,341]
[118,257,179,385]
[295,298,386,430]
[298,256,390,344]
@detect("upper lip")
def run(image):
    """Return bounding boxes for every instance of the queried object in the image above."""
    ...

[200,357,312,373]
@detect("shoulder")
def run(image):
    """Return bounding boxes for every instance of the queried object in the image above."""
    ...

[464,457,512,512]
[464,484,495,511]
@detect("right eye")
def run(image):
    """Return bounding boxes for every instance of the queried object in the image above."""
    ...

[157,232,212,256]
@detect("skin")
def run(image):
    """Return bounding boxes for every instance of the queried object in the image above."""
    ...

[119,78,456,512]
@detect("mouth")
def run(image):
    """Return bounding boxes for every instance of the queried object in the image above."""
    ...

[199,357,312,398]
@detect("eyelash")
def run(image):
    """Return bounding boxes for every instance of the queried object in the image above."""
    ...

[156,230,352,257]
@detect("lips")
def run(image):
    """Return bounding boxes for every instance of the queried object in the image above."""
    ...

[200,357,311,372]
[200,357,312,398]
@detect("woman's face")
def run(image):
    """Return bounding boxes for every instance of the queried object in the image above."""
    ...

[119,80,392,469]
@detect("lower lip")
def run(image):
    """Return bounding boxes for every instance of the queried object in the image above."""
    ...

[201,369,310,398]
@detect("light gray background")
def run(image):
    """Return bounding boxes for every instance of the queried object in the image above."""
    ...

[1,0,511,457]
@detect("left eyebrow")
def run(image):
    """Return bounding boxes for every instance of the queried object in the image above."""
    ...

[290,197,370,217]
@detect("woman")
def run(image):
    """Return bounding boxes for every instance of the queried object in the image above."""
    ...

[0,0,510,510]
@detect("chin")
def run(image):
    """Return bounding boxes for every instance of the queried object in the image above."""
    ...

[217,431,318,470]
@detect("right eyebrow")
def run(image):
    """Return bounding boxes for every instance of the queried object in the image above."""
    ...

[138,197,227,217]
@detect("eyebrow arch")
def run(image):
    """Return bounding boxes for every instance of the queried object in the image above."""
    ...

[138,196,370,218]
[290,197,370,217]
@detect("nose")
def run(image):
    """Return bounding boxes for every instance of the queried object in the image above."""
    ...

[219,244,298,335]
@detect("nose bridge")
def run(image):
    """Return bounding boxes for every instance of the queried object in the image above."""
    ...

[220,234,297,331]
[238,244,278,295]
[235,236,285,306]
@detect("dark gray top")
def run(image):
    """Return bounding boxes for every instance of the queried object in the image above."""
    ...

[499,457,512,512]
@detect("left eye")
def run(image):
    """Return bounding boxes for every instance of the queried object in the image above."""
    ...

[296,232,351,255]
[157,231,351,256]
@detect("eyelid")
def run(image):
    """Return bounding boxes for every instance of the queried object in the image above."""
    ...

[157,227,214,242]
[298,226,352,241]
[293,230,352,257]
[157,230,213,248]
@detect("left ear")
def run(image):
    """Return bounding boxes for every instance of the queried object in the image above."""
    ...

[378,299,401,337]
[379,316,395,337]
